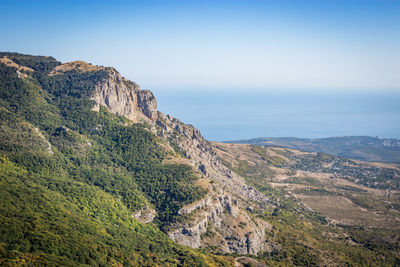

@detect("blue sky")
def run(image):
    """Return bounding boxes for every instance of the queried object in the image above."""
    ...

[1,0,399,92]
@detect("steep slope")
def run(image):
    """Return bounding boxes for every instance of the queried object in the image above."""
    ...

[83,57,273,255]
[91,66,158,122]
[0,52,231,266]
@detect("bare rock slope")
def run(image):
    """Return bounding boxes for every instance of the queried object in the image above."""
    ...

[91,67,157,122]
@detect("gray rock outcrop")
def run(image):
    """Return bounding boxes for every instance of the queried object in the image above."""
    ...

[92,68,157,122]
[132,206,156,224]
[156,113,270,205]
[137,90,157,119]
[168,191,271,254]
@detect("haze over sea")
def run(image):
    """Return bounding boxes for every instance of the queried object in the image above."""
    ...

[1,1,399,142]
[153,90,400,142]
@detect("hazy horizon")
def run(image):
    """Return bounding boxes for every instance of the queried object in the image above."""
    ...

[153,90,400,141]
[1,0,400,93]
[1,0,399,141]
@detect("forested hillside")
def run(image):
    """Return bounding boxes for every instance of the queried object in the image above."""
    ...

[0,52,229,266]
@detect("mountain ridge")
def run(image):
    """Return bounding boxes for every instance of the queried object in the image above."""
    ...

[0,52,271,265]
[1,52,399,266]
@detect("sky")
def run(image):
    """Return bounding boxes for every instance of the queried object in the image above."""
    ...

[1,0,399,93]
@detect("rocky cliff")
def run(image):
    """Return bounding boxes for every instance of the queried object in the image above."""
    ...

[83,63,273,254]
[91,67,157,122]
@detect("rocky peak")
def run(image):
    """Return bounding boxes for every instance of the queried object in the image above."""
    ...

[91,67,157,122]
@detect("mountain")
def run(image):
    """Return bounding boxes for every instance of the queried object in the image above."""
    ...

[226,136,400,164]
[1,52,399,266]
[0,52,230,266]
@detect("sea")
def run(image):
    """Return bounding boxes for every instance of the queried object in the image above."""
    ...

[152,90,400,142]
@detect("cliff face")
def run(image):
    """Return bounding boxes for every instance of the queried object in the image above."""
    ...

[88,65,273,255]
[91,67,157,122]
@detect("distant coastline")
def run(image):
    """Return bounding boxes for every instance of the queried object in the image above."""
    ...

[154,90,400,141]
[224,136,400,164]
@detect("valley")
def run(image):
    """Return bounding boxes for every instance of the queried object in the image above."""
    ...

[213,143,400,230]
